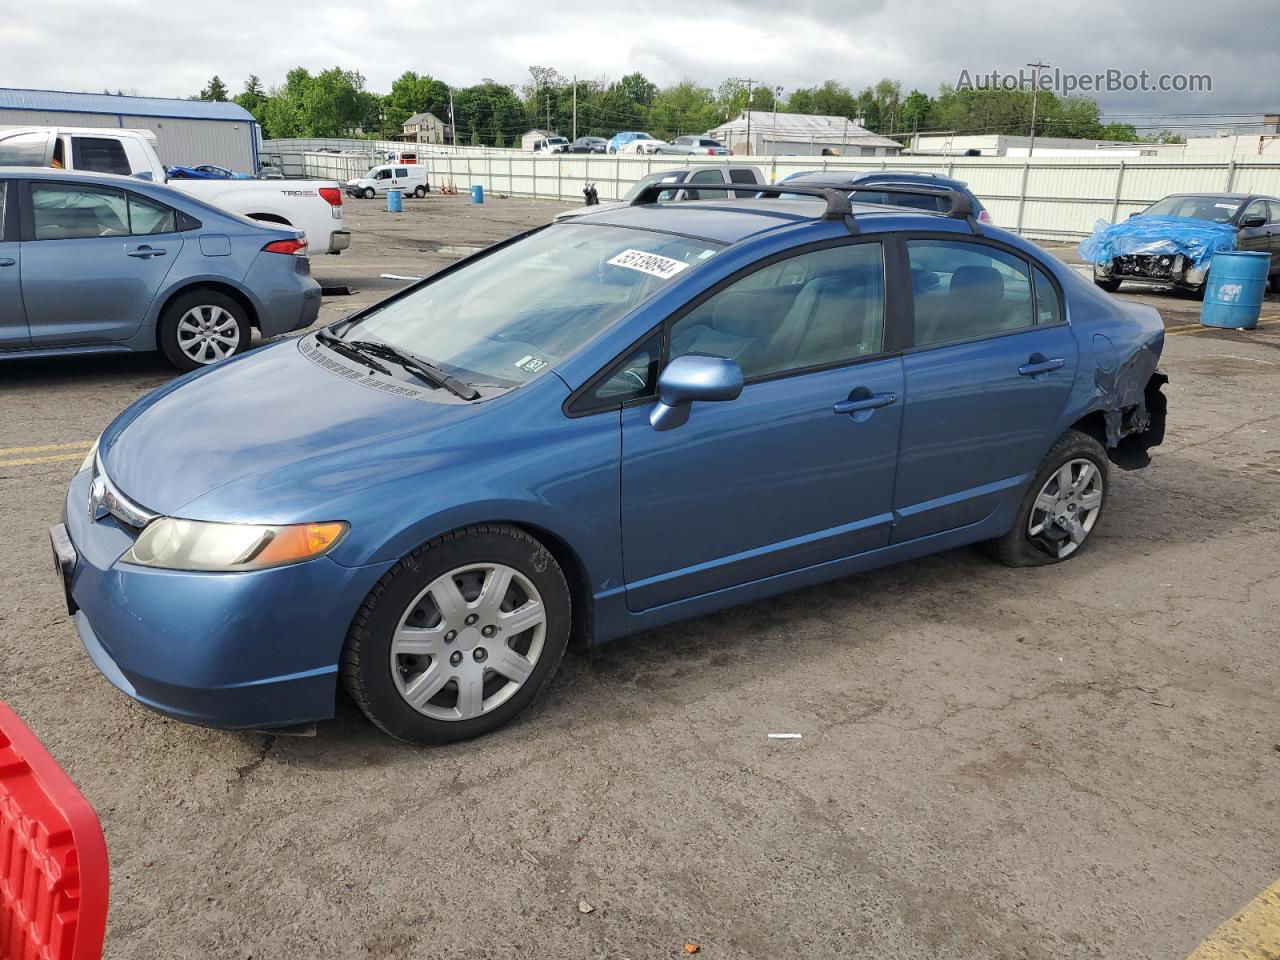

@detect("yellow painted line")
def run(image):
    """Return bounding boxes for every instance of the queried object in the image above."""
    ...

[1186,878,1280,960]
[1167,319,1277,337]
[0,452,88,468]
[0,441,91,456]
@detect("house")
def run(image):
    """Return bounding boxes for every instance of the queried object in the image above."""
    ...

[706,111,901,157]
[401,111,451,144]
[0,86,258,170]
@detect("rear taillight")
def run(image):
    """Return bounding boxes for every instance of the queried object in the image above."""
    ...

[262,238,308,255]
[978,209,992,224]
[319,187,342,207]
[707,148,715,155]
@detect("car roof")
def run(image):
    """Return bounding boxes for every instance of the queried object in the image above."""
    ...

[566,196,974,245]
[787,170,970,190]
[1157,192,1273,201]
[0,166,154,185]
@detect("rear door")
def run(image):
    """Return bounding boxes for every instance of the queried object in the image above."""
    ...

[1267,200,1280,272]
[19,181,183,346]
[0,182,29,349]
[892,237,1078,542]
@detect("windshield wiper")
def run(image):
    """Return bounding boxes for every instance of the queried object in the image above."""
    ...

[315,329,392,376]
[344,340,480,401]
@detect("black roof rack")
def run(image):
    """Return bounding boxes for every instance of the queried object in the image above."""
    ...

[626,181,978,235]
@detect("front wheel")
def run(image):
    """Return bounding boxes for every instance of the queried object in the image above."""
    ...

[363,187,375,200]
[341,525,571,745]
[987,430,1109,567]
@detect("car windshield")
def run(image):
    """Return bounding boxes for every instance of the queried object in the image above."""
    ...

[345,223,723,388]
[549,138,568,145]
[1142,195,1241,223]
[634,133,654,141]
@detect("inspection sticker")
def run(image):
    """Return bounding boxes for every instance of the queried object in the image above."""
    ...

[607,249,690,280]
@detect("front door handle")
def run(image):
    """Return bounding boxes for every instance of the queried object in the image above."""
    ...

[0,258,14,267]
[833,391,898,421]
[1018,355,1065,378]
[126,246,166,259]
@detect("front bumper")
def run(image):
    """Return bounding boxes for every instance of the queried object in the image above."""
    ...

[58,469,391,729]
[1096,257,1205,292]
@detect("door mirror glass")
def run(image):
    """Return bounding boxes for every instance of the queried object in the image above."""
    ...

[1241,215,1267,228]
[650,354,743,431]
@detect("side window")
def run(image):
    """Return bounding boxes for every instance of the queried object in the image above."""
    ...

[1032,265,1062,326]
[128,193,177,235]
[395,167,408,177]
[671,243,885,380]
[31,183,129,240]
[576,334,662,412]
[1268,201,1280,224]
[907,240,1034,347]
[1241,200,1267,224]
[685,168,724,201]
[70,137,132,176]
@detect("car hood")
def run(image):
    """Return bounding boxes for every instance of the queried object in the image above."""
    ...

[99,337,529,521]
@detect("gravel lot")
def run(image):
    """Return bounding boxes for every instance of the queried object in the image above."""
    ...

[1,194,1277,959]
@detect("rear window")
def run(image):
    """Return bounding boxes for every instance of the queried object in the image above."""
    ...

[70,137,132,176]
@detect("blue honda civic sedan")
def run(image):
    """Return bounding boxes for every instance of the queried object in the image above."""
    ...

[53,184,1168,745]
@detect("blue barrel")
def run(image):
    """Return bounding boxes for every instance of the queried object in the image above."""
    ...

[1200,251,1269,329]
[386,188,402,213]
[470,184,484,204]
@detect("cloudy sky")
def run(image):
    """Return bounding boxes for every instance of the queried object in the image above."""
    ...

[7,0,1277,130]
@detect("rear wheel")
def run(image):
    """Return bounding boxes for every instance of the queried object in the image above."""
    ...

[1269,274,1280,295]
[413,185,427,198]
[341,525,571,745]
[987,430,1109,567]
[1093,277,1122,293]
[157,290,250,371]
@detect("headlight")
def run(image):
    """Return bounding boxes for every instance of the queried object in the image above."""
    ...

[122,518,348,572]
[80,436,100,474]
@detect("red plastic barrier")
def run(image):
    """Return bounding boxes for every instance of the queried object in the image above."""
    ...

[0,703,108,960]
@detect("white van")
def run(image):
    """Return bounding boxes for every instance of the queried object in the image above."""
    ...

[345,164,430,199]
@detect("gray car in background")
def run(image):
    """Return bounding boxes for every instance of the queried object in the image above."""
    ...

[0,168,320,371]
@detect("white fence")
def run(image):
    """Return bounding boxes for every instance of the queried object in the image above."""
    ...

[263,139,1280,241]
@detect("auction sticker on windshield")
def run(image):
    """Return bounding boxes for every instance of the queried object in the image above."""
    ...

[607,249,691,280]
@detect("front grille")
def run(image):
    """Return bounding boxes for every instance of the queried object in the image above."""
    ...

[1113,254,1177,279]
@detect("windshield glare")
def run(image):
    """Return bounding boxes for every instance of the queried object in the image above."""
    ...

[347,224,723,387]
[1142,196,1241,223]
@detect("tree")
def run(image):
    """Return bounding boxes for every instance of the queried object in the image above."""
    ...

[616,72,657,107]
[649,80,720,139]
[200,75,229,102]
[234,75,266,116]
[382,71,450,139]
[785,80,856,118]
[901,89,932,135]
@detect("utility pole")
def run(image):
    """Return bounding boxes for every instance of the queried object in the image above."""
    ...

[771,86,782,156]
[546,91,551,134]
[730,77,761,153]
[572,75,577,142]
[448,88,456,149]
[1026,60,1049,157]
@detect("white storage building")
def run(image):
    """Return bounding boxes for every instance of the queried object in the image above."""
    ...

[0,87,260,171]
[707,111,901,157]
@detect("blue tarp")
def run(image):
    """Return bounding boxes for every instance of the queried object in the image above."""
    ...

[1077,215,1236,268]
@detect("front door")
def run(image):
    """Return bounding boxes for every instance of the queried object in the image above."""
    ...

[20,181,182,346]
[892,237,1078,541]
[1236,199,1272,263]
[619,241,903,611]
[0,181,29,349]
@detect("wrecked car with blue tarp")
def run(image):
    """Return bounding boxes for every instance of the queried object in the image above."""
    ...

[1079,192,1280,295]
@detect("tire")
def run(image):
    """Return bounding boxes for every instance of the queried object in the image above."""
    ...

[341,524,571,745]
[1269,273,1280,295]
[1093,277,1122,293]
[157,289,250,371]
[363,187,375,200]
[413,185,427,199]
[986,429,1110,567]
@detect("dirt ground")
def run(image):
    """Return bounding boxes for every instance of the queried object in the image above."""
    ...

[1,194,1277,959]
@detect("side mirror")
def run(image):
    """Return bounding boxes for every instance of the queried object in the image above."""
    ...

[650,355,744,431]
[1241,215,1267,229]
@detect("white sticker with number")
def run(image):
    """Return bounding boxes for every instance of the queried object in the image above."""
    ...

[607,249,690,280]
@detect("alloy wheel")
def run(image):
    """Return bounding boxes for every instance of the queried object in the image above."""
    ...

[1027,458,1105,559]
[176,305,241,365]
[389,563,546,721]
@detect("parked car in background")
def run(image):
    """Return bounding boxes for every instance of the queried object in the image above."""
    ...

[617,136,675,155]
[531,136,571,155]
[569,136,608,154]
[608,131,658,153]
[345,164,430,199]
[166,164,253,180]
[55,183,1166,746]
[1087,193,1280,294]
[778,171,992,224]
[0,168,320,370]
[670,136,731,156]
[0,127,351,255]
[555,165,764,221]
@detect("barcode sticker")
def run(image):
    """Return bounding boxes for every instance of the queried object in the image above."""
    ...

[607,249,690,280]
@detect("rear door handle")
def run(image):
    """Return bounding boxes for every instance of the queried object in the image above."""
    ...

[126,246,165,259]
[833,391,898,419]
[1018,356,1065,378]
[0,258,14,267]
